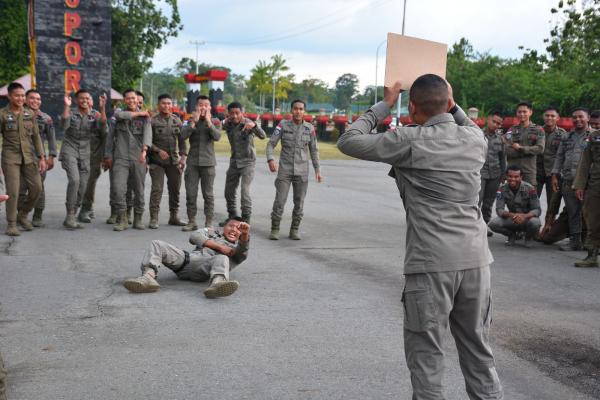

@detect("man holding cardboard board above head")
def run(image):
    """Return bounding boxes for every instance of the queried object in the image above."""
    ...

[337,33,502,400]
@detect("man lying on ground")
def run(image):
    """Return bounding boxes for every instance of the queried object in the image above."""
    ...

[123,217,250,299]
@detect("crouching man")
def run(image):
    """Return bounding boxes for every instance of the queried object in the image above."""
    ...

[489,165,541,247]
[123,218,250,298]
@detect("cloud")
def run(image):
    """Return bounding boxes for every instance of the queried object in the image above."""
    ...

[152,0,561,90]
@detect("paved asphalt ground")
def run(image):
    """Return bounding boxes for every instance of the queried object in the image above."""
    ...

[1,157,599,400]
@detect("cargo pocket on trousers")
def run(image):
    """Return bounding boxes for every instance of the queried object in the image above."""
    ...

[402,288,437,332]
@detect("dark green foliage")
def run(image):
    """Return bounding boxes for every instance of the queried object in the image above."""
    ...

[0,0,28,85]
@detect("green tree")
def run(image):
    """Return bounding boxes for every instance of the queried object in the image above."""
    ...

[0,0,28,85]
[248,60,271,109]
[543,0,600,110]
[111,0,182,91]
[333,73,359,111]
[289,78,332,104]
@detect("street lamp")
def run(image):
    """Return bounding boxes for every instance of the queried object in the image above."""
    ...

[374,39,387,104]
[189,40,206,74]
[272,75,277,114]
[397,0,407,121]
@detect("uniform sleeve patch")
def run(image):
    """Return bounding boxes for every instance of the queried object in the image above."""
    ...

[496,190,503,200]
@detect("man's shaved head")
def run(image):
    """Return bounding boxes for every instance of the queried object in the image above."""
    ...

[409,74,449,118]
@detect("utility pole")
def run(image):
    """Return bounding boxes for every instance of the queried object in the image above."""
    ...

[189,40,206,74]
[375,40,387,104]
[397,0,407,122]
[272,76,277,114]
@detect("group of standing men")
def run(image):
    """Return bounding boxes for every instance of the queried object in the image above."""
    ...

[0,82,322,240]
[479,101,600,267]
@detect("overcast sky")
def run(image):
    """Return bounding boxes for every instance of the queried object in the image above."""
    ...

[151,0,561,90]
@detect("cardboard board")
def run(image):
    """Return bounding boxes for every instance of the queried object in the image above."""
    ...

[384,33,448,90]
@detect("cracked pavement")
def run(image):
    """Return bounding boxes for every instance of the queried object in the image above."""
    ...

[1,157,599,399]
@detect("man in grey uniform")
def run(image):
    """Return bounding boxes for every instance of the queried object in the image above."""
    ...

[59,89,107,229]
[182,95,222,230]
[19,89,57,227]
[489,165,541,247]
[551,107,591,251]
[79,106,109,223]
[148,94,186,229]
[222,101,266,224]
[122,218,250,299]
[504,101,545,187]
[266,99,322,240]
[479,111,506,236]
[0,190,6,399]
[337,75,502,400]
[536,107,566,202]
[103,88,152,231]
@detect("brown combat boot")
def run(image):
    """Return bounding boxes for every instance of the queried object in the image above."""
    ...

[168,210,186,226]
[32,208,44,228]
[289,218,301,240]
[63,207,83,230]
[133,212,145,230]
[149,211,159,229]
[17,211,34,231]
[182,213,198,232]
[77,207,92,223]
[5,223,20,236]
[113,212,129,232]
[106,207,118,224]
[574,246,599,268]
[269,219,280,240]
[203,275,239,299]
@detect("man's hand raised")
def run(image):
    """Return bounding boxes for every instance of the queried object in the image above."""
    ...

[384,81,402,108]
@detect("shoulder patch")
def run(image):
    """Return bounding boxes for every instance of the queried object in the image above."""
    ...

[496,190,503,200]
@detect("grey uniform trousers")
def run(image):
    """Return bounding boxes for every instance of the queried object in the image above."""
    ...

[109,169,134,209]
[141,239,233,281]
[0,351,6,400]
[185,165,215,220]
[488,216,541,237]
[479,177,501,224]
[149,163,182,214]
[1,162,42,223]
[270,174,309,223]
[403,266,503,400]
[561,179,583,237]
[224,164,255,218]
[19,169,47,212]
[112,159,146,214]
[536,175,553,205]
[82,156,102,211]
[61,155,90,210]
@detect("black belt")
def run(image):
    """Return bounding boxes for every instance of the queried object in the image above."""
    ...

[172,250,190,273]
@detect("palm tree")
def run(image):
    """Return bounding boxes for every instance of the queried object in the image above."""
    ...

[248,60,271,109]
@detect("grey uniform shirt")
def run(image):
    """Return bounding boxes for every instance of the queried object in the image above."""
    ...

[537,126,566,177]
[552,129,591,182]
[481,130,506,179]
[30,110,57,159]
[337,102,493,274]
[495,181,541,217]
[182,118,222,167]
[150,114,186,165]
[266,119,320,178]
[223,118,266,168]
[189,228,249,268]
[59,109,107,160]
[104,110,152,161]
[504,123,545,159]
